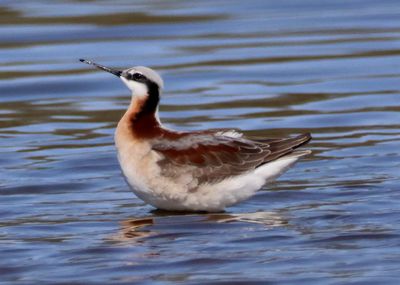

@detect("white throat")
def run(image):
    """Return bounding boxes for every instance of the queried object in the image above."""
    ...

[120,77,148,97]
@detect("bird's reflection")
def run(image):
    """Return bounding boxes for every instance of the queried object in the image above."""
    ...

[206,211,288,226]
[112,218,154,243]
[110,211,287,244]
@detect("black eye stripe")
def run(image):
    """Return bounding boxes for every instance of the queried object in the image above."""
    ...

[134,73,145,79]
[127,73,145,80]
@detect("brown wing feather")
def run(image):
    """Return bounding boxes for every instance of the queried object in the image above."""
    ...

[152,131,311,185]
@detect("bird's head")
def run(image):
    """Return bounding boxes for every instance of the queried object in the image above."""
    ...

[79,59,163,97]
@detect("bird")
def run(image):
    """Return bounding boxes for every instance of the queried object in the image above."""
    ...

[80,59,312,212]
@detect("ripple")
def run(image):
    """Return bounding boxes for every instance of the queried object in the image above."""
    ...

[1,0,400,284]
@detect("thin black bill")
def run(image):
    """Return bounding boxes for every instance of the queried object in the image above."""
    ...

[79,59,122,77]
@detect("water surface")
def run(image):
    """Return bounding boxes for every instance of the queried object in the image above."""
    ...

[1,1,400,284]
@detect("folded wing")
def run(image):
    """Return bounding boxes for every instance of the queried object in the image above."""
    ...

[152,131,311,185]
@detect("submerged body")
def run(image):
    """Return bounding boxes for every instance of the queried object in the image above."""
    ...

[80,59,312,212]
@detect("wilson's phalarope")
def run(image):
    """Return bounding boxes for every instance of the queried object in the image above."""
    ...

[80,59,311,212]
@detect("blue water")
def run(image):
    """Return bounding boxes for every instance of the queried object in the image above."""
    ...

[1,1,400,284]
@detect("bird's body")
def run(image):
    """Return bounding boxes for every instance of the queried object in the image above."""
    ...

[80,59,312,212]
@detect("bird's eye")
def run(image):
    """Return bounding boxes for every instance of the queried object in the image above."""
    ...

[133,73,144,80]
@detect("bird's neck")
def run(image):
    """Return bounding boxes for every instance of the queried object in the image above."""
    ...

[123,90,162,139]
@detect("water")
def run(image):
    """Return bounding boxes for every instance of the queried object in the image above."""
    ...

[1,0,400,284]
